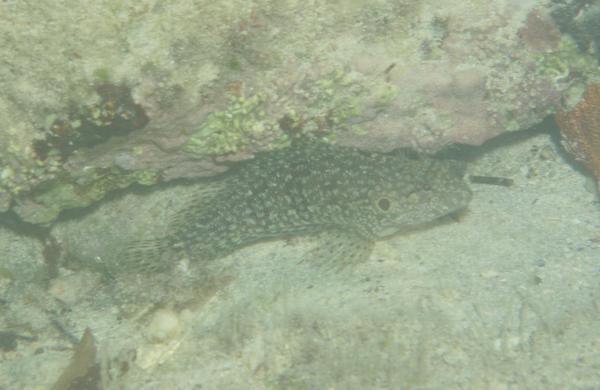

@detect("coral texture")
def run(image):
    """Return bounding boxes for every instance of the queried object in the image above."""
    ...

[555,83,600,181]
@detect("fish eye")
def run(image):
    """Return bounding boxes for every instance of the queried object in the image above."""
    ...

[377,198,391,211]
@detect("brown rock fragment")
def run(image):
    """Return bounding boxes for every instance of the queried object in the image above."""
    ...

[518,9,561,52]
[555,83,600,182]
[51,328,101,390]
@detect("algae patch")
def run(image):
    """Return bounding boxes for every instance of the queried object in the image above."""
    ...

[183,67,399,156]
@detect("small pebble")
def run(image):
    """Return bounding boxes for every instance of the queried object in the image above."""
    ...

[146,308,182,343]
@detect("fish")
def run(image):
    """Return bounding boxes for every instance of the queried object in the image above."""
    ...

[122,139,472,272]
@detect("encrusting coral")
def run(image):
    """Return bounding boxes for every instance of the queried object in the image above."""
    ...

[555,83,600,182]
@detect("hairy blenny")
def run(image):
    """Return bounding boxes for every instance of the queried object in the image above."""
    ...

[123,140,472,271]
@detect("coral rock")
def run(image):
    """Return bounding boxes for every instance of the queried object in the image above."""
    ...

[555,83,600,181]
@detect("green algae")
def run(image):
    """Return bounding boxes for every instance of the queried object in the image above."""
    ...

[184,94,274,156]
[183,67,399,156]
[540,37,597,76]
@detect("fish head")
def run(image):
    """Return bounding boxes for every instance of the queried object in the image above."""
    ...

[348,156,472,239]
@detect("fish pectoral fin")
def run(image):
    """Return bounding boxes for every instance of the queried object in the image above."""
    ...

[303,230,374,270]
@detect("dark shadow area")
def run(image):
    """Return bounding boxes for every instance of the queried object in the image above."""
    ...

[434,116,555,161]
[436,115,592,179]
[56,176,209,223]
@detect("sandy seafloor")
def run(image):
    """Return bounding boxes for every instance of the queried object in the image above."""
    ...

[0,127,599,389]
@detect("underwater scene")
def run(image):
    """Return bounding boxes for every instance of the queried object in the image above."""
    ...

[0,1,599,389]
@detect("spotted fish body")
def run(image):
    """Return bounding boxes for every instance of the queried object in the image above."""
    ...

[125,140,472,271]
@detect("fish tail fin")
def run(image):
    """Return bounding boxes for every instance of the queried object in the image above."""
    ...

[119,238,172,273]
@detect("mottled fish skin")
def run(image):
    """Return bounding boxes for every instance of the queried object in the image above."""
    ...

[124,140,472,271]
